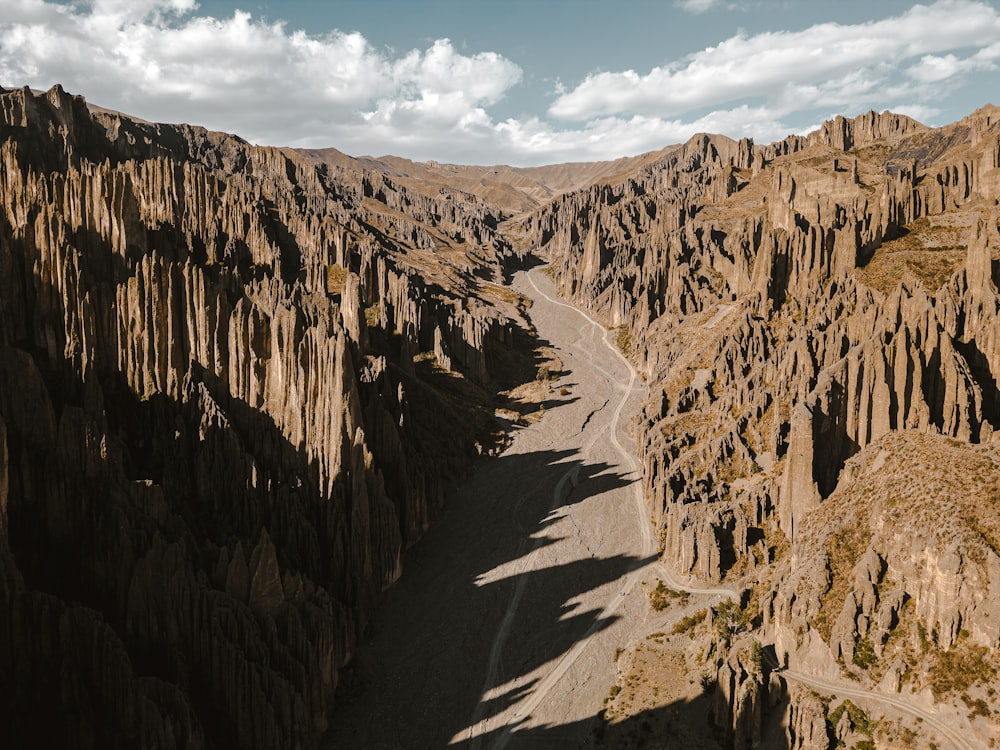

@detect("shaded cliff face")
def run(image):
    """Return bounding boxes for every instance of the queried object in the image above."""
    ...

[0,84,536,749]
[514,106,1000,746]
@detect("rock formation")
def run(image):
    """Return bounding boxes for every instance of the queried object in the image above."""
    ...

[514,105,1000,747]
[0,84,533,749]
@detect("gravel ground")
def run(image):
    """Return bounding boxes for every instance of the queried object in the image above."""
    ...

[325,268,662,749]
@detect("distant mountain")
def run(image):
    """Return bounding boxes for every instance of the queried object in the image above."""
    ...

[339,149,682,216]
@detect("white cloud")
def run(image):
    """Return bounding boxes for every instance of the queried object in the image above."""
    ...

[0,0,521,151]
[674,0,725,13]
[0,0,999,165]
[488,106,792,164]
[906,53,994,83]
[550,0,1000,121]
[975,40,1000,62]
[885,103,943,122]
[675,0,750,13]
[391,39,520,106]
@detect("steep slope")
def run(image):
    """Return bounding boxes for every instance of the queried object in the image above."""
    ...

[510,106,1000,748]
[0,84,536,750]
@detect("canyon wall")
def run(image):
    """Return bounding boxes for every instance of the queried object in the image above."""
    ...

[0,85,528,749]
[515,106,1000,747]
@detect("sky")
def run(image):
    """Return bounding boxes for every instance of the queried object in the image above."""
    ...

[1,0,999,165]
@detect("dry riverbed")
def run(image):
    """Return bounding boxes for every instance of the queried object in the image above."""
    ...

[326,268,723,748]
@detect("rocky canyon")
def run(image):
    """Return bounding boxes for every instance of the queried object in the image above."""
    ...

[1,83,999,750]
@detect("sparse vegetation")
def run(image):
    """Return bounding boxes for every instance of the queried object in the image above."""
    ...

[826,700,874,741]
[648,580,689,611]
[672,609,708,636]
[852,636,877,671]
[763,519,790,565]
[699,673,716,695]
[961,693,992,719]
[961,488,1000,558]
[326,263,349,295]
[929,641,997,697]
[917,622,933,655]
[750,640,764,672]
[814,516,869,642]
[712,599,750,645]
[854,215,969,293]
[616,326,632,353]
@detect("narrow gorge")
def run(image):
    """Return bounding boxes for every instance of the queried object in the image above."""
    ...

[1,83,999,750]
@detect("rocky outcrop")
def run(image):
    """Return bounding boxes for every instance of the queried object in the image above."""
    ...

[515,104,1000,574]
[0,84,532,749]
[769,431,1000,662]
[783,689,830,750]
[512,105,1000,747]
[711,649,768,749]
[6,81,1000,748]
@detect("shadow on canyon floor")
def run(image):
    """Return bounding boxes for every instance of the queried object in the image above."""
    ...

[326,439,659,748]
[470,690,729,750]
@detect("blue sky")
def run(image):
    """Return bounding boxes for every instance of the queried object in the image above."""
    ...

[2,0,999,164]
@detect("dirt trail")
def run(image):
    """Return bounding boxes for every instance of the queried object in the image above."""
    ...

[471,273,656,749]
[767,661,975,750]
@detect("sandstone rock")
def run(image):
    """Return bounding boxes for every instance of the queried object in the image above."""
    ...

[512,102,1000,746]
[0,84,530,750]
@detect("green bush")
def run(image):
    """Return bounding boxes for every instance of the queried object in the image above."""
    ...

[649,580,688,611]
[930,642,996,697]
[852,636,877,670]
[826,700,873,739]
[672,609,708,635]
[713,599,750,644]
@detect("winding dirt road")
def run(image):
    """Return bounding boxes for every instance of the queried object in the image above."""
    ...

[537,278,973,750]
[766,661,975,750]
[470,273,657,749]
